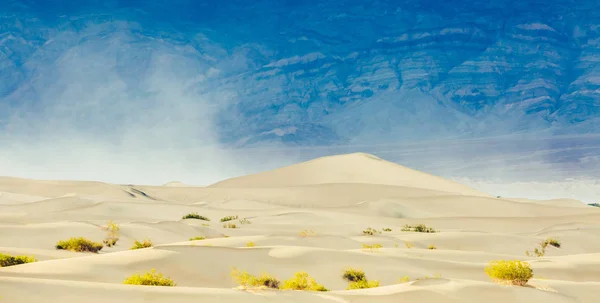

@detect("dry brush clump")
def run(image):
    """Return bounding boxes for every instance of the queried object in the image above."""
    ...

[246,241,256,247]
[223,223,238,229]
[123,269,175,286]
[56,237,103,253]
[238,218,252,224]
[428,244,437,250]
[526,237,561,257]
[130,239,153,250]
[362,227,381,236]
[299,229,317,237]
[485,260,533,286]
[220,215,239,222]
[281,271,328,291]
[189,236,206,241]
[182,212,210,221]
[231,268,280,289]
[102,220,120,247]
[361,243,383,252]
[342,268,380,289]
[0,253,37,267]
[401,224,437,233]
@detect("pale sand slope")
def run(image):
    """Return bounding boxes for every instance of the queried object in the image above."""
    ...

[0,153,599,303]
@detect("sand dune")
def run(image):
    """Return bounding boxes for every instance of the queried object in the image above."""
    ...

[1,153,599,302]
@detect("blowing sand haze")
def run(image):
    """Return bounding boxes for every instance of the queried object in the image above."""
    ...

[1,153,599,302]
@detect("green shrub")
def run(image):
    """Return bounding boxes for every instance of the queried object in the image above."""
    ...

[223,223,237,228]
[189,236,206,241]
[56,237,103,253]
[182,212,210,221]
[361,243,383,251]
[542,238,561,248]
[382,227,392,232]
[401,224,437,233]
[484,260,533,286]
[246,241,256,247]
[220,215,238,222]
[397,276,410,283]
[362,227,381,236]
[342,268,366,282]
[123,269,175,286]
[280,272,328,291]
[347,279,380,289]
[239,218,252,224]
[130,239,153,250]
[0,253,37,267]
[428,244,437,250]
[299,230,316,237]
[588,203,600,207]
[230,268,280,289]
[102,220,120,247]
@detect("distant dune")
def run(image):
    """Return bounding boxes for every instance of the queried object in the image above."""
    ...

[1,153,599,303]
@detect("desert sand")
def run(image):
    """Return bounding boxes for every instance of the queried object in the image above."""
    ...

[1,153,599,302]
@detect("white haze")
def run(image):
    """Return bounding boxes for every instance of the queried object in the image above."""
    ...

[0,20,598,204]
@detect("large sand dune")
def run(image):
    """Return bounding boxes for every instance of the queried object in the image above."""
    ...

[1,153,599,302]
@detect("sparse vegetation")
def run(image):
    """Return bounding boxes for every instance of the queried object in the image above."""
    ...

[0,253,37,267]
[281,271,328,291]
[239,218,252,224]
[231,268,280,289]
[123,269,175,286]
[401,224,437,233]
[526,237,561,257]
[182,212,210,221]
[362,227,381,236]
[220,215,239,222]
[102,220,120,247]
[382,227,392,232]
[397,276,410,283]
[485,260,533,286]
[223,223,237,229]
[56,237,103,253]
[246,241,256,247]
[189,236,206,241]
[428,244,437,250]
[404,241,415,248]
[299,230,316,237]
[130,239,153,250]
[361,243,383,251]
[342,268,380,289]
[588,203,600,207]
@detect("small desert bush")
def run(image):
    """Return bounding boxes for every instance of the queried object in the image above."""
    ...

[404,241,415,248]
[281,272,328,291]
[342,268,366,282]
[182,212,210,221]
[223,223,237,229]
[299,229,316,237]
[0,253,37,267]
[347,279,380,289]
[526,237,561,257]
[428,244,437,250]
[484,260,533,286]
[397,276,410,283]
[362,227,381,236]
[189,236,206,241]
[102,220,120,247]
[382,227,392,232]
[239,218,252,224]
[361,243,383,251]
[542,238,561,248]
[342,268,379,289]
[246,241,256,247]
[130,239,153,250]
[231,268,280,289]
[220,215,238,222]
[56,237,103,253]
[123,269,175,286]
[401,224,437,233]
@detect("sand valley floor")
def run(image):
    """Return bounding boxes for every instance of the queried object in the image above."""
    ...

[1,153,599,302]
